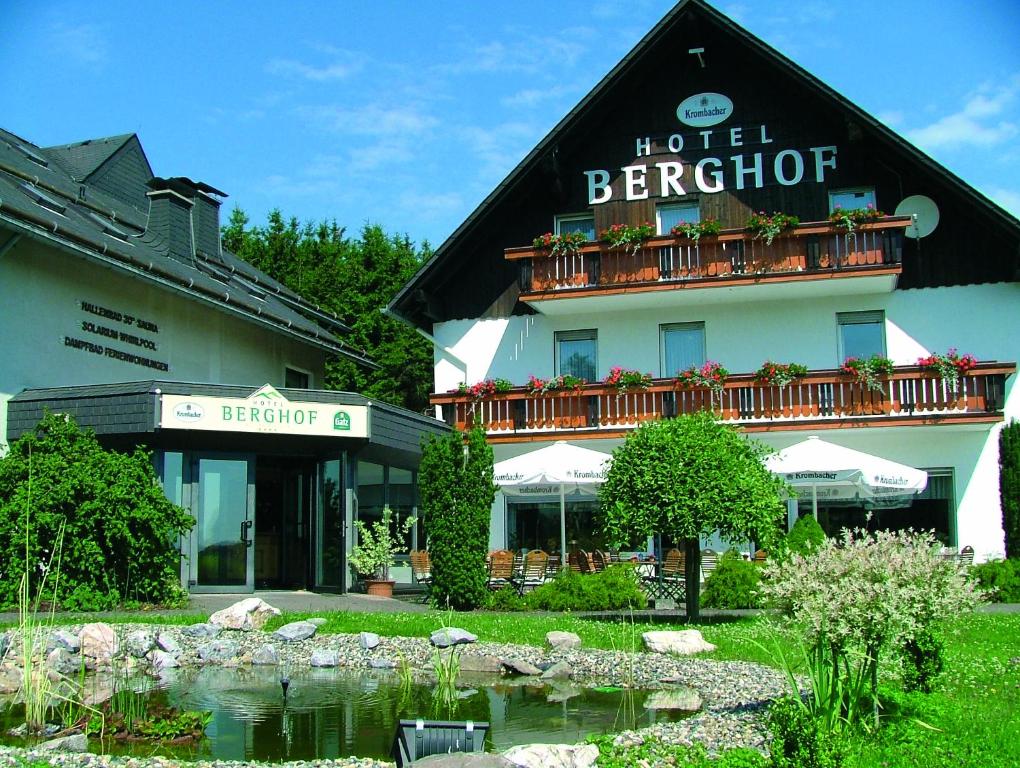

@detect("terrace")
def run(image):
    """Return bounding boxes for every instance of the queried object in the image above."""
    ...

[506,216,912,313]
[432,362,1014,442]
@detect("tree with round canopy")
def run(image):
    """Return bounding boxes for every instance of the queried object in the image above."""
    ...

[599,411,785,619]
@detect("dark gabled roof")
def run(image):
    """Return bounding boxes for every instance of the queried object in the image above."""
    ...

[0,127,372,366]
[42,133,146,181]
[389,0,1020,328]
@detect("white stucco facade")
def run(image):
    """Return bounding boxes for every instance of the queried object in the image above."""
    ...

[432,281,1018,560]
[0,239,327,450]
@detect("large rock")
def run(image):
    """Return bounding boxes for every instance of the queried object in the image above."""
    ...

[459,653,504,673]
[47,629,81,654]
[252,645,280,665]
[502,658,543,676]
[642,630,716,655]
[124,630,155,658]
[182,622,222,639]
[156,632,182,657]
[359,631,381,650]
[502,743,599,768]
[46,648,81,676]
[545,631,581,650]
[369,658,396,669]
[644,687,703,711]
[539,661,573,680]
[37,734,88,753]
[415,754,514,768]
[209,597,281,631]
[431,628,478,648]
[310,649,340,667]
[197,639,240,663]
[79,623,119,661]
[273,621,318,643]
[151,650,180,671]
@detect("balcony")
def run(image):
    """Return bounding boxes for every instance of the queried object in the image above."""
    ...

[432,363,1014,443]
[506,217,912,314]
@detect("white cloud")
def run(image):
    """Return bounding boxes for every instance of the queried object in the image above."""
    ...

[500,85,575,109]
[907,76,1020,151]
[266,57,360,82]
[397,190,464,224]
[298,103,438,137]
[876,110,904,129]
[51,22,107,66]
[456,122,538,179]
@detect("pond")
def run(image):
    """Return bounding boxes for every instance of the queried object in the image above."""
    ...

[3,667,697,761]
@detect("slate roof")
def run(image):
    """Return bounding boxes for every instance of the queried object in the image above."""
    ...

[0,127,372,366]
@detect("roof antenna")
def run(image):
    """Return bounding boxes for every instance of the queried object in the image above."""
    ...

[688,47,706,68]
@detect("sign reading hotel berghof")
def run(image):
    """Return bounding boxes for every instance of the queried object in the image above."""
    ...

[583,92,838,203]
[160,384,369,438]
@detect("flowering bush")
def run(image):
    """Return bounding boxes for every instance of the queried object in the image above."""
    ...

[599,222,655,253]
[754,361,809,387]
[840,355,894,392]
[456,378,512,399]
[829,203,883,233]
[917,348,978,394]
[675,360,729,393]
[531,230,587,257]
[603,366,652,392]
[670,217,721,242]
[746,211,799,245]
[526,374,586,394]
[760,527,981,722]
[349,505,416,579]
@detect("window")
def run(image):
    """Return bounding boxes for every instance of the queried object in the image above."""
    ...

[829,188,876,212]
[285,367,310,389]
[660,322,705,375]
[656,203,699,235]
[555,213,595,241]
[837,311,885,361]
[555,329,597,381]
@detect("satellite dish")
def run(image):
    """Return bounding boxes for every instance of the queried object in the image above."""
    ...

[895,195,940,239]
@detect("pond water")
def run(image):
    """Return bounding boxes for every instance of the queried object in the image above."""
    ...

[3,667,695,761]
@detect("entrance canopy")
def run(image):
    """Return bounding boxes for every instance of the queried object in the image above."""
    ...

[493,441,612,557]
[765,436,928,516]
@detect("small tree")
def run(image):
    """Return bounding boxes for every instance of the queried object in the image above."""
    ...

[0,413,193,609]
[1000,420,1020,558]
[418,426,495,609]
[599,412,784,619]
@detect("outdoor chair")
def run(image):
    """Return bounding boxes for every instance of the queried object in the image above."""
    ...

[641,548,686,602]
[546,555,561,578]
[487,550,517,592]
[519,549,550,593]
[752,549,768,565]
[577,549,595,574]
[592,549,609,572]
[701,549,719,583]
[567,552,583,573]
[958,545,975,566]
[409,550,432,603]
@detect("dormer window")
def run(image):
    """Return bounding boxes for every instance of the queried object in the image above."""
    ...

[555,213,595,241]
[829,188,876,213]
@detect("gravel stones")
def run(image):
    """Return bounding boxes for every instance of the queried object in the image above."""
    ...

[642,629,716,655]
[546,631,581,650]
[274,620,318,642]
[430,627,478,647]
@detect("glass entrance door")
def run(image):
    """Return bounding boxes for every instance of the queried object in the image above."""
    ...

[193,456,254,592]
[314,457,345,591]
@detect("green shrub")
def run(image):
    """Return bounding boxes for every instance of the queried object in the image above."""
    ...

[767,695,846,768]
[1000,420,1020,558]
[587,734,768,768]
[524,565,646,612]
[0,413,194,609]
[702,549,762,608]
[971,558,1020,602]
[901,628,945,693]
[782,514,827,557]
[484,586,526,611]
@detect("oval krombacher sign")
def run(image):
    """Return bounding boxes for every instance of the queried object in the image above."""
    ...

[160,384,369,438]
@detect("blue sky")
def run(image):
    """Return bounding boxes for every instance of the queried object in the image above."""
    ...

[4,1,1019,248]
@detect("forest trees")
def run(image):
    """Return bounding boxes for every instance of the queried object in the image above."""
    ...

[222,208,433,412]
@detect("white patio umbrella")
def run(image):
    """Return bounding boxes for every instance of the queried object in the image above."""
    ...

[492,441,612,559]
[764,436,928,519]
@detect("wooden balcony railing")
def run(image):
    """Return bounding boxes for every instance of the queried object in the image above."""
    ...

[506,217,911,296]
[432,363,1014,440]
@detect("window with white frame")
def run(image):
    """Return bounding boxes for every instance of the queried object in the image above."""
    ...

[660,322,706,376]
[828,188,877,213]
[656,202,700,235]
[837,311,885,361]
[555,329,597,381]
[555,213,595,241]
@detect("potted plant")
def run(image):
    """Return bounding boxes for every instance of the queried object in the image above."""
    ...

[532,231,587,257]
[917,348,978,395]
[599,222,655,254]
[841,355,895,392]
[603,366,653,392]
[829,203,883,233]
[526,374,586,394]
[349,505,416,597]
[670,217,721,243]
[675,360,729,393]
[456,378,513,399]
[754,361,809,387]
[746,211,800,246]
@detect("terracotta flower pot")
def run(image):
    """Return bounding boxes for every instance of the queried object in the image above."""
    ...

[365,578,396,598]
